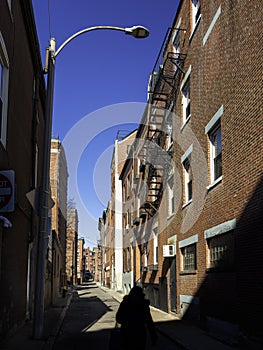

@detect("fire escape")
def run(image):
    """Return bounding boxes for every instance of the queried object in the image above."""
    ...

[139,28,186,218]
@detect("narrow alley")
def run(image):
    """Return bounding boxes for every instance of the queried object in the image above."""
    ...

[2,282,261,350]
[52,283,183,350]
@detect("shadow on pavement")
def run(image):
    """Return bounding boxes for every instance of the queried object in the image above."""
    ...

[53,328,112,349]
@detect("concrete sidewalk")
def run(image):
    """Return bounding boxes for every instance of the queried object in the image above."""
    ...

[99,285,262,350]
[0,290,73,350]
[1,284,262,350]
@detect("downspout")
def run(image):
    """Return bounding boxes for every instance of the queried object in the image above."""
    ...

[27,73,40,320]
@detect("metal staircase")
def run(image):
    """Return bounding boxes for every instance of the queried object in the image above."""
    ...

[138,28,187,218]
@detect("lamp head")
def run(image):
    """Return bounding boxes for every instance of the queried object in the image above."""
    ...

[125,25,150,39]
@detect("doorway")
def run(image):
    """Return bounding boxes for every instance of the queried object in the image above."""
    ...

[170,258,176,312]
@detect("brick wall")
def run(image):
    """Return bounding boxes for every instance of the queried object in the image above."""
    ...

[132,0,263,335]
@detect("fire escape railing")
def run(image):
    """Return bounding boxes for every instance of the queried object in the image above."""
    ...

[138,29,187,217]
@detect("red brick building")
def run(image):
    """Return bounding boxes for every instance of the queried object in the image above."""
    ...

[66,208,78,285]
[119,0,262,339]
[0,0,46,339]
[77,238,85,284]
[50,138,68,301]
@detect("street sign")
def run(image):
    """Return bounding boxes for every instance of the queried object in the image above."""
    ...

[0,170,15,212]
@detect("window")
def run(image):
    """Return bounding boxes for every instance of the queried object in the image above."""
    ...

[207,231,234,270]
[127,173,131,198]
[126,210,130,229]
[172,18,181,54]
[136,193,140,219]
[127,247,131,271]
[182,244,196,270]
[173,30,180,54]
[0,32,9,147]
[123,213,128,230]
[182,79,190,123]
[205,105,223,186]
[183,157,192,203]
[134,157,140,177]
[153,227,158,264]
[143,244,148,267]
[167,176,174,216]
[130,203,134,226]
[166,113,173,150]
[191,0,201,31]
[209,124,222,182]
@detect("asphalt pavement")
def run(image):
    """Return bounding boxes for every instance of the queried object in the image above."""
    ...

[52,283,182,350]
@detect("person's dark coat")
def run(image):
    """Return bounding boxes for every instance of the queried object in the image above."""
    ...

[116,286,157,350]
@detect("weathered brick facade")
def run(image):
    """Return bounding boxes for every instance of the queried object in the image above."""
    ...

[117,0,262,338]
[66,208,78,284]
[0,0,46,338]
[50,138,68,300]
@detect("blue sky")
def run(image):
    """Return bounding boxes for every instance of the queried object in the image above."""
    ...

[32,0,180,247]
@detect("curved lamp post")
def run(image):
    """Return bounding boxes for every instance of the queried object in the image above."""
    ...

[33,25,149,339]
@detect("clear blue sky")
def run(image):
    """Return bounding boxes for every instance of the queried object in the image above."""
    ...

[32,0,180,247]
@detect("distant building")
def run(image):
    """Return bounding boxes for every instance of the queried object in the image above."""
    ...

[98,213,107,286]
[66,208,78,284]
[111,130,137,292]
[100,202,113,288]
[77,238,85,284]
[49,138,68,301]
[99,130,137,291]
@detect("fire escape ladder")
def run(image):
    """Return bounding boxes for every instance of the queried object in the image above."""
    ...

[138,40,187,217]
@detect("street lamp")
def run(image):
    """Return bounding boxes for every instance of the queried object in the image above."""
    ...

[33,24,149,339]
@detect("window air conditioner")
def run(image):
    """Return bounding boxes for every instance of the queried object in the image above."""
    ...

[163,245,176,257]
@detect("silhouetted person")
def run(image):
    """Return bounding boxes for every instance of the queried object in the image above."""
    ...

[116,286,158,350]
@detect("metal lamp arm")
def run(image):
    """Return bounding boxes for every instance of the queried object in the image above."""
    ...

[55,26,127,58]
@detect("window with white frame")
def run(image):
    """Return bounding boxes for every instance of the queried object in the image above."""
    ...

[173,18,181,55]
[153,227,158,264]
[181,244,196,270]
[182,78,190,123]
[209,123,222,182]
[167,176,174,217]
[173,29,180,54]
[183,157,192,203]
[0,32,9,147]
[124,212,128,230]
[166,113,173,150]
[143,243,148,267]
[136,193,140,219]
[191,0,201,31]
[134,157,140,177]
[205,105,223,185]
